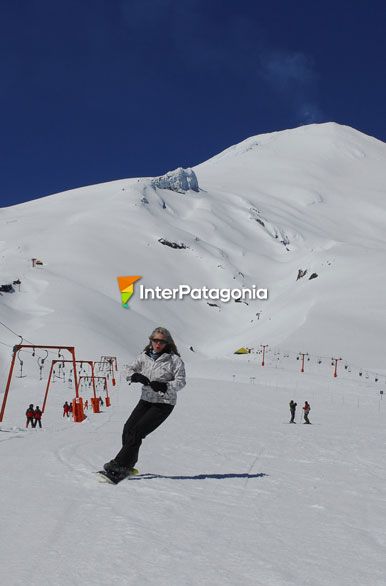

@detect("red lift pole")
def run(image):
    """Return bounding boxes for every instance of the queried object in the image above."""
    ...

[98,377,111,407]
[94,360,116,386]
[79,376,111,410]
[79,376,99,413]
[0,349,18,422]
[99,356,118,386]
[41,360,96,414]
[260,345,268,367]
[332,357,342,378]
[0,345,80,423]
[298,352,309,373]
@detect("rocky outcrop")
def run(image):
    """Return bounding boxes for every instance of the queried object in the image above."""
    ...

[152,167,199,193]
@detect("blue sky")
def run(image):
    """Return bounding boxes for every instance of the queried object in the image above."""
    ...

[0,0,385,207]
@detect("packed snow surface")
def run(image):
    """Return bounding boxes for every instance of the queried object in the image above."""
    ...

[1,123,386,585]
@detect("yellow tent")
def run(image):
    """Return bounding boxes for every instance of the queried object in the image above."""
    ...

[234,347,250,354]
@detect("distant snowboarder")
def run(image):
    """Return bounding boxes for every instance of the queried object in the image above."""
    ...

[26,404,34,428]
[289,400,297,423]
[303,401,311,424]
[63,401,70,417]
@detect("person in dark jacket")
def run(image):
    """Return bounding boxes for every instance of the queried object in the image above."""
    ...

[103,327,186,481]
[33,406,43,428]
[303,401,311,424]
[63,401,70,417]
[26,404,34,428]
[289,400,297,423]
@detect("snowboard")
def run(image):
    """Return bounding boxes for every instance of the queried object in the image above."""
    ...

[96,468,139,485]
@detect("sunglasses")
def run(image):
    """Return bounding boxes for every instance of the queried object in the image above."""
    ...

[151,338,167,345]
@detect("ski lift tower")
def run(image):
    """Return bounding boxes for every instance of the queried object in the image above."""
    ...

[0,345,85,423]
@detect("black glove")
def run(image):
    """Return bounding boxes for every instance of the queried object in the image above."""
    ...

[130,373,150,385]
[149,381,167,394]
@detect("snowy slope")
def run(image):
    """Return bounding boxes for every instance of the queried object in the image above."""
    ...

[1,361,386,586]
[1,122,386,369]
[1,122,386,585]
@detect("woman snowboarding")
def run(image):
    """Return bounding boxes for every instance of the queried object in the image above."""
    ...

[101,327,186,483]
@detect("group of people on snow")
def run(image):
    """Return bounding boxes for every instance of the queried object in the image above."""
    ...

[289,400,311,424]
[25,404,43,428]
[62,401,73,417]
[62,396,103,418]
[23,323,318,488]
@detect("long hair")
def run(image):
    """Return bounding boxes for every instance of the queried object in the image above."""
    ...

[143,326,180,356]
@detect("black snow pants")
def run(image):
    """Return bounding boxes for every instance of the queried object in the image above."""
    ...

[114,399,174,468]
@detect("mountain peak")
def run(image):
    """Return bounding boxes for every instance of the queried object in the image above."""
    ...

[197,122,385,169]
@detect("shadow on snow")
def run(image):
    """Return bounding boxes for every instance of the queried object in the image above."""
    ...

[131,472,268,481]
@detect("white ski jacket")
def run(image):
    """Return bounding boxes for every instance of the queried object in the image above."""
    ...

[126,351,186,405]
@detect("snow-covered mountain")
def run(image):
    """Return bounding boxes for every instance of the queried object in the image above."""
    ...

[1,122,386,586]
[1,122,386,372]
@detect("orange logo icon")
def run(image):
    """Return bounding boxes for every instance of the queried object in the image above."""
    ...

[117,276,141,308]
